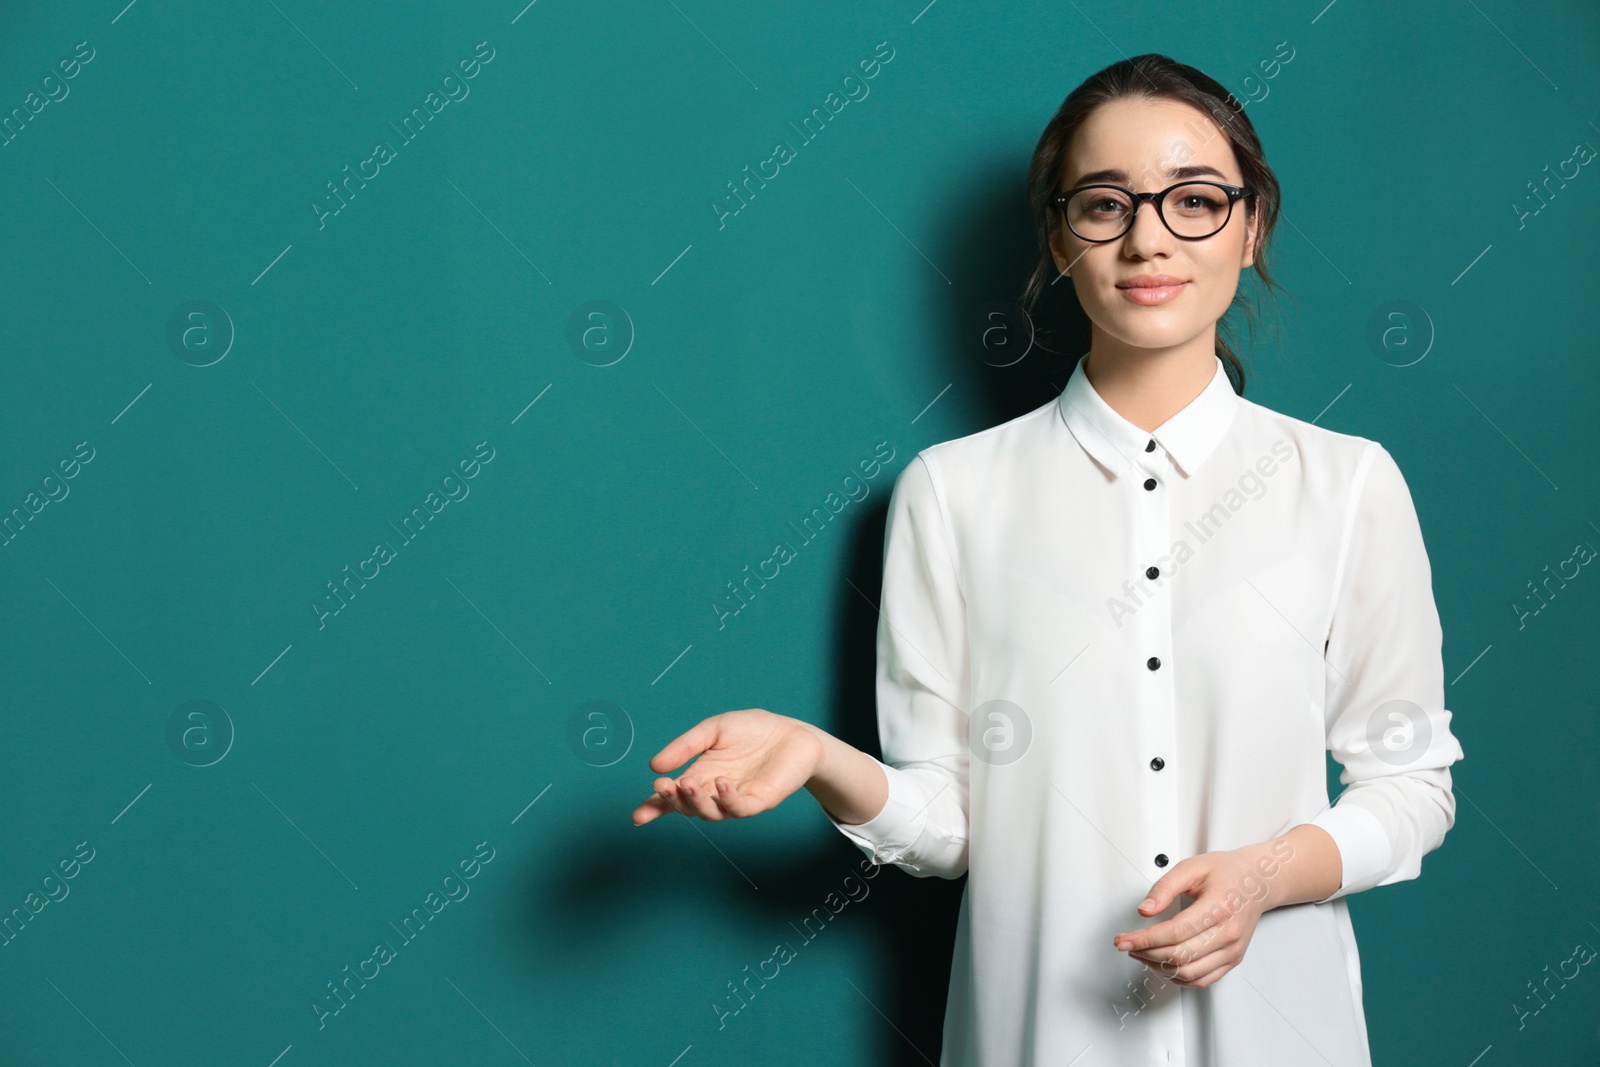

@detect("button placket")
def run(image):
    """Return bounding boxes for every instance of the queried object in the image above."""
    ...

[1134,444,1179,871]
[1135,438,1185,1065]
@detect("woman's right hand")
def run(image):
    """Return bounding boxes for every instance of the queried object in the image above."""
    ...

[631,708,826,826]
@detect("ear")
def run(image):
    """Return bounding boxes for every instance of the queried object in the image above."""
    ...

[1048,223,1072,277]
[1240,212,1258,270]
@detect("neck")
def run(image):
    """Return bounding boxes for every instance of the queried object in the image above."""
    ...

[1081,333,1220,433]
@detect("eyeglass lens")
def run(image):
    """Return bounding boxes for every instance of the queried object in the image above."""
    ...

[1065,184,1237,241]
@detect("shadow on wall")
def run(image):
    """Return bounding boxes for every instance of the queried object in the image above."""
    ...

[517,176,1069,1067]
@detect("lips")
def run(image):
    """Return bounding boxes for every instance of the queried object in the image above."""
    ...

[1117,275,1187,288]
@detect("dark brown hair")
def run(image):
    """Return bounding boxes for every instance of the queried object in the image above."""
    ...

[1018,53,1289,396]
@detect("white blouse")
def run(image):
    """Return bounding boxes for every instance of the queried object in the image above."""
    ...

[825,352,1465,1067]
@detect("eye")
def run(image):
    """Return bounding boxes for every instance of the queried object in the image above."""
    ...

[1168,186,1229,216]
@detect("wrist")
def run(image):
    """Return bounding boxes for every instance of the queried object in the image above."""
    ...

[800,720,838,791]
[1250,824,1340,910]
[1234,838,1293,913]
[799,725,888,827]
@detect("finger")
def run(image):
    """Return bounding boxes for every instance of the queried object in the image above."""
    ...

[648,716,722,774]
[636,781,701,824]
[1137,864,1204,917]
[1116,895,1223,952]
[654,777,713,822]
[647,780,692,821]
[1132,912,1235,968]
[712,777,742,816]
[1176,953,1238,989]
[1131,930,1210,973]
[711,776,760,818]
[632,793,678,825]
[1136,943,1234,986]
[677,777,728,821]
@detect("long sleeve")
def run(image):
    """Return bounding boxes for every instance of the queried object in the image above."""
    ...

[823,451,972,879]
[1308,441,1466,904]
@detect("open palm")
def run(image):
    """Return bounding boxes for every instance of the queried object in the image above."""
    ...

[632,708,824,825]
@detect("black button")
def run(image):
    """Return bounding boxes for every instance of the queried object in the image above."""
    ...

[1145,439,1156,452]
[1150,756,1164,771]
[1145,565,1159,579]
[1154,853,1169,867]
[1143,477,1157,491]
[1147,656,1160,670]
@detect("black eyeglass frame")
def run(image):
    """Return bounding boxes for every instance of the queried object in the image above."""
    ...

[1049,181,1255,243]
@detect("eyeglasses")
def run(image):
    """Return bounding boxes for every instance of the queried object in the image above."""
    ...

[1050,181,1254,243]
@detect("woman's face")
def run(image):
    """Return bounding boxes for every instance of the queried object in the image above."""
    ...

[1049,96,1258,353]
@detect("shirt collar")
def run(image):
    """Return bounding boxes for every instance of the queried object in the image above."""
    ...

[1057,352,1241,478]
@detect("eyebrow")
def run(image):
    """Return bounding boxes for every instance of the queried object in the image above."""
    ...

[1069,164,1229,186]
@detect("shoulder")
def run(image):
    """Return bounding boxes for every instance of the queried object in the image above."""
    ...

[905,395,1061,492]
[1237,395,1426,556]
[1234,393,1403,486]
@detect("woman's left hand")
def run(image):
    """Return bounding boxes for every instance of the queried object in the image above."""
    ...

[1111,843,1281,988]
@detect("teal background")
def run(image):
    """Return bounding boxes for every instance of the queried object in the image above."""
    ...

[2,1,1598,1064]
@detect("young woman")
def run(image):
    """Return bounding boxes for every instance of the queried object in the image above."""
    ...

[632,53,1464,1067]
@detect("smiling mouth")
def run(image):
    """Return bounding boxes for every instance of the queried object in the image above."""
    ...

[1117,280,1187,306]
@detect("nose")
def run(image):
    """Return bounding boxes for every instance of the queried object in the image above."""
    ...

[1121,197,1174,253]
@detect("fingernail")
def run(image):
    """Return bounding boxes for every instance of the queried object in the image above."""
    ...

[1140,897,1155,909]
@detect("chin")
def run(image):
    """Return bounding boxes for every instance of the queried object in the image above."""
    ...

[1101,318,1201,349]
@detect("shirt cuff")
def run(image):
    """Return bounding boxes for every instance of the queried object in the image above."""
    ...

[1308,801,1393,903]
[824,760,931,871]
